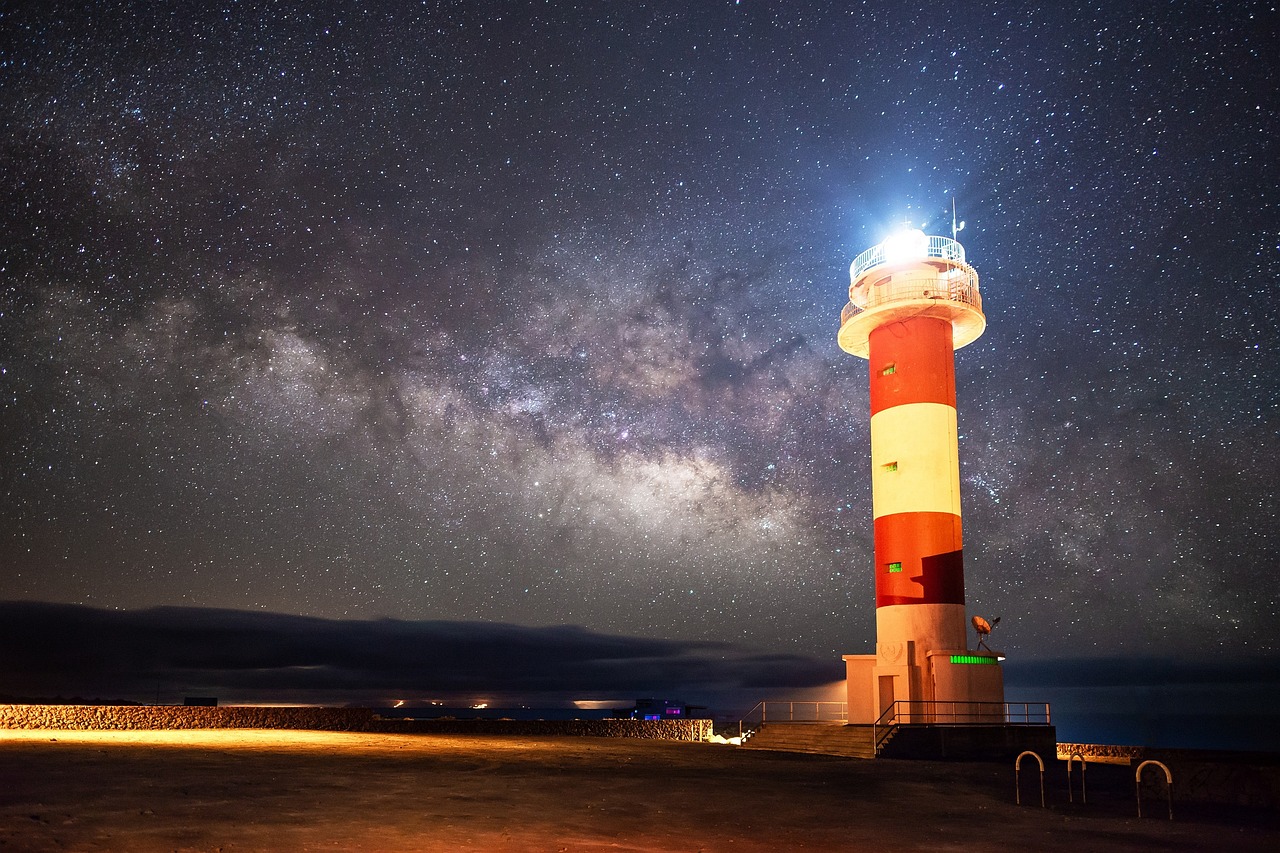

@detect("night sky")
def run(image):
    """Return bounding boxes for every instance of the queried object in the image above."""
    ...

[2,2,1277,732]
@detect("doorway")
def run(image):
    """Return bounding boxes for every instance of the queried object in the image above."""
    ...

[878,675,896,720]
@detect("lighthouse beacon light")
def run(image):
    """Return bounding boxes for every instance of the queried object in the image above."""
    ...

[880,227,930,265]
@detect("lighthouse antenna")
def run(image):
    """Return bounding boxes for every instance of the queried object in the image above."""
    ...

[950,196,966,241]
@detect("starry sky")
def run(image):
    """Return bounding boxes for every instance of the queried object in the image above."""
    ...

[1,2,1277,726]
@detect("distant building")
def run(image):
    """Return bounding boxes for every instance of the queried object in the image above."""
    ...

[631,699,708,720]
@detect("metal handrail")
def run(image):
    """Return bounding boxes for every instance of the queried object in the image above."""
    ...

[842,267,982,326]
[871,702,898,754]
[873,700,1051,727]
[757,701,848,723]
[739,698,1050,751]
[740,701,765,728]
[850,234,966,281]
[738,701,847,732]
[1004,702,1052,725]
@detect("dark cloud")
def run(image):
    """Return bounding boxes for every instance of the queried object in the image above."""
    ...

[0,601,841,706]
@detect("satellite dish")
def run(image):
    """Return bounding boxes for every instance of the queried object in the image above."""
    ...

[971,615,1001,651]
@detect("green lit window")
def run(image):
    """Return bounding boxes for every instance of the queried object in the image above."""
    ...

[949,654,998,665]
[882,461,898,472]
[887,562,903,573]
[881,364,896,376]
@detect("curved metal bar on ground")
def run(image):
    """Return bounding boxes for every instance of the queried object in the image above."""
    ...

[1067,752,1087,804]
[1015,750,1045,808]
[1135,759,1174,820]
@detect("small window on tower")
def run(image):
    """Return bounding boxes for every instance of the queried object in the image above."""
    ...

[887,562,903,573]
[882,461,898,472]
[881,363,896,376]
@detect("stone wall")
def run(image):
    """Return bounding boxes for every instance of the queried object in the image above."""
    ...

[1057,742,1144,763]
[879,724,1057,761]
[0,704,376,731]
[0,705,711,742]
[371,717,713,741]
[1057,742,1280,808]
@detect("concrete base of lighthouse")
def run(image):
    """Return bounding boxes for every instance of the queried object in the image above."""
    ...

[842,646,1005,725]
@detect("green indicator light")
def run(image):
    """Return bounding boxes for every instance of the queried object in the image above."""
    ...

[949,654,998,665]
[887,562,902,573]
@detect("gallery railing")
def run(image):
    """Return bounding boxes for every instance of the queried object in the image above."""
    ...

[840,268,982,326]
[850,234,966,281]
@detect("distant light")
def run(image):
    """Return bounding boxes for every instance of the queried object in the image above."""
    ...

[573,699,628,710]
[881,228,929,264]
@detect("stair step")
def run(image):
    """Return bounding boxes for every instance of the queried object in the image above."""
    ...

[741,723,885,759]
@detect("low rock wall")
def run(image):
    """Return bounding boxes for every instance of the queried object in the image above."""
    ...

[0,704,376,731]
[371,717,713,741]
[1057,742,1144,763]
[1057,742,1280,807]
[0,705,711,742]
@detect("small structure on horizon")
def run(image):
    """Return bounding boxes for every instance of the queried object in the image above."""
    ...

[631,699,709,720]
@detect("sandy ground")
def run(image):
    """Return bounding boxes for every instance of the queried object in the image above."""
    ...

[1,730,1276,852]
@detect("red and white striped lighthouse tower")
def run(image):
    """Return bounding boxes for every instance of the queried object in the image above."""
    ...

[839,228,1004,723]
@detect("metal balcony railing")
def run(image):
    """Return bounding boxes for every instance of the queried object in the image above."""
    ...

[850,234,966,281]
[841,267,982,325]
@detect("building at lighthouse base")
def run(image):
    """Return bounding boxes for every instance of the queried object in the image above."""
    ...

[842,646,1005,725]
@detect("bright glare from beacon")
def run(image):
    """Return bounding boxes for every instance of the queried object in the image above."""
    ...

[881,227,930,264]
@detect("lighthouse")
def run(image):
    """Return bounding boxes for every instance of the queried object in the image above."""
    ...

[839,228,1004,724]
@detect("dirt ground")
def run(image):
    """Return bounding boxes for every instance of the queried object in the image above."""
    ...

[1,730,1276,852]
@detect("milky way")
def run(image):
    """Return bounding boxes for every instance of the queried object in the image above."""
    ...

[2,1,1276,674]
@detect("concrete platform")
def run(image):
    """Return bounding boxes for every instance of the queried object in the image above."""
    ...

[879,724,1058,761]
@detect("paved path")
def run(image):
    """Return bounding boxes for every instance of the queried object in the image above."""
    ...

[1,730,1275,851]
